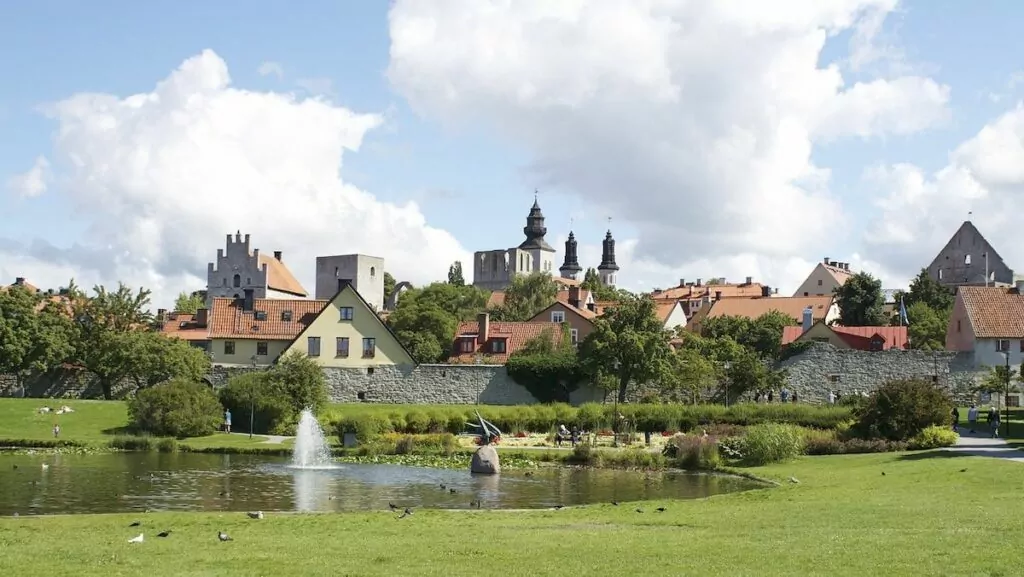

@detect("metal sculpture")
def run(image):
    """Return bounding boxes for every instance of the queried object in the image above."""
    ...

[467,411,502,445]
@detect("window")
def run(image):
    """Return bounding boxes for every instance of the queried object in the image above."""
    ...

[308,336,321,357]
[224,341,235,355]
[869,338,883,352]
[956,320,961,332]
[938,269,943,280]
[246,277,251,285]
[965,254,972,265]
[491,339,507,354]
[803,292,809,296]
[1007,395,1021,408]
[232,274,241,287]
[339,307,354,321]
[550,311,565,323]
[362,337,376,358]
[367,367,374,375]
[817,279,823,286]
[256,341,268,356]
[997,339,1010,352]
[571,328,579,344]
[254,310,267,321]
[828,374,841,383]
[222,278,228,286]
[281,310,293,322]
[336,337,350,357]
[460,338,474,353]
[357,391,367,400]
[370,266,376,276]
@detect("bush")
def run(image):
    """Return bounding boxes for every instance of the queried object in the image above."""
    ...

[391,433,457,456]
[335,414,392,444]
[219,354,327,435]
[664,434,722,470]
[128,379,223,438]
[109,435,154,451]
[854,378,953,441]
[908,425,959,450]
[804,436,908,455]
[742,423,806,465]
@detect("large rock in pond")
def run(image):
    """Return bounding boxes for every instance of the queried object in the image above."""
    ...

[470,445,500,475]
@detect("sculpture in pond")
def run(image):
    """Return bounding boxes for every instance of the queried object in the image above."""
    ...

[468,411,501,475]
[467,411,502,445]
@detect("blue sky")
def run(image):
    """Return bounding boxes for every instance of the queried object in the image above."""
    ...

[3,1,1024,304]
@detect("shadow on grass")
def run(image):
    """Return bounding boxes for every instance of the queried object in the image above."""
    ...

[101,426,136,436]
[897,450,969,461]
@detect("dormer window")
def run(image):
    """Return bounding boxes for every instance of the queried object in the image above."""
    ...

[460,338,475,353]
[869,338,884,351]
[254,310,267,321]
[491,339,507,354]
[281,310,293,322]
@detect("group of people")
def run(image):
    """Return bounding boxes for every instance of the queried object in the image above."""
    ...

[954,405,1002,438]
[555,424,582,447]
[753,388,797,403]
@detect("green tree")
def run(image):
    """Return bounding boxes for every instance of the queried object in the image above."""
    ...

[578,294,672,403]
[388,282,490,363]
[269,351,328,416]
[447,261,465,286]
[173,291,205,314]
[905,268,954,312]
[126,331,211,390]
[0,285,74,392]
[700,310,795,360]
[128,378,223,437]
[833,272,885,326]
[661,347,719,403]
[505,326,583,403]
[488,272,558,321]
[580,268,601,291]
[905,301,946,351]
[383,272,397,304]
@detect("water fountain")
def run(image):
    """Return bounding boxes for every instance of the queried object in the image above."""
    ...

[291,409,335,469]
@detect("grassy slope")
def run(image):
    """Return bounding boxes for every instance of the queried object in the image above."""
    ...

[2,452,1022,577]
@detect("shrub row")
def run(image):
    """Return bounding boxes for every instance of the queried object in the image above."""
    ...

[329,402,853,437]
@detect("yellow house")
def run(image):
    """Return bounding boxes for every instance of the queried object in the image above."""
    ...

[208,290,327,367]
[283,281,415,368]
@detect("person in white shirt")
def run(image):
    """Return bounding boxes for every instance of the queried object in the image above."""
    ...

[827,391,836,405]
[967,405,978,433]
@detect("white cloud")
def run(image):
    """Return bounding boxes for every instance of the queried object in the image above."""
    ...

[1,50,469,307]
[257,61,284,79]
[7,156,51,198]
[865,103,1024,280]
[386,0,951,291]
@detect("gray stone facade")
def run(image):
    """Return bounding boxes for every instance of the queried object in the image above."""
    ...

[0,368,135,399]
[776,342,982,403]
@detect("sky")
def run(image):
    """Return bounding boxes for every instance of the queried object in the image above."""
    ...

[3,0,1024,309]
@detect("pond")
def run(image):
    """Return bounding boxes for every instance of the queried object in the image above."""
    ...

[0,452,763,516]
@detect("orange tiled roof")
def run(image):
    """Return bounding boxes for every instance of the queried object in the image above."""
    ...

[487,291,506,308]
[655,300,680,323]
[530,301,596,322]
[3,278,40,294]
[159,312,210,342]
[447,320,563,364]
[707,296,833,323]
[782,324,908,350]
[258,254,308,297]
[958,286,1024,338]
[822,263,853,283]
[553,277,581,288]
[653,281,766,301]
[209,297,326,340]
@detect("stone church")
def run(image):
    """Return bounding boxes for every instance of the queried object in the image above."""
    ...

[472,197,620,291]
[205,231,308,308]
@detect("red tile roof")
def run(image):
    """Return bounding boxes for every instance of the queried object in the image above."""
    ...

[529,301,596,322]
[258,254,308,297]
[447,319,563,364]
[707,296,833,323]
[158,312,210,342]
[958,286,1024,338]
[654,300,681,323]
[208,297,326,340]
[487,291,506,308]
[782,324,909,350]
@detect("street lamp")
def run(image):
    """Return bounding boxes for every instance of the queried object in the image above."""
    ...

[612,359,620,448]
[722,361,732,407]
[1003,352,1012,438]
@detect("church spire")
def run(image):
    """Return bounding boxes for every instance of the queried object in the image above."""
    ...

[597,223,619,287]
[560,230,582,280]
[517,191,554,252]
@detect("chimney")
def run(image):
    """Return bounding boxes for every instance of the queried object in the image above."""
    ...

[477,312,490,342]
[715,290,722,301]
[195,308,209,326]
[15,277,24,285]
[1015,280,1024,294]
[823,257,830,264]
[568,286,581,308]
[337,278,352,292]
[696,278,702,286]
[679,278,686,287]
[274,251,282,261]
[802,306,813,333]
[761,285,771,297]
[157,308,167,320]
[243,289,255,312]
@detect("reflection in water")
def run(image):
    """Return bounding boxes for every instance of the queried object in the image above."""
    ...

[0,452,764,516]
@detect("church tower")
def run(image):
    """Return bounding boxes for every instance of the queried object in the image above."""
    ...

[517,194,556,275]
[597,229,620,287]
[559,231,583,280]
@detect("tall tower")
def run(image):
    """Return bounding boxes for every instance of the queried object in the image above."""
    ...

[517,194,556,275]
[559,231,583,280]
[597,229,620,287]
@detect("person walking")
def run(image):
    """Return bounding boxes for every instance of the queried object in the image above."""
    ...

[987,406,1000,438]
[951,407,960,432]
[767,390,774,403]
[780,387,790,403]
[967,404,978,433]
[52,423,60,438]
[827,390,836,405]
[224,409,232,434]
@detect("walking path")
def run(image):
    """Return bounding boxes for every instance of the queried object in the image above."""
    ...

[228,432,292,445]
[946,430,1024,463]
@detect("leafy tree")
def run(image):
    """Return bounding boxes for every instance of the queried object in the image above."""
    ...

[505,326,583,403]
[125,331,211,390]
[699,310,795,360]
[447,261,465,286]
[905,301,946,351]
[578,294,673,403]
[128,378,223,438]
[833,272,885,326]
[854,378,953,440]
[905,268,954,312]
[661,347,719,403]
[581,268,601,291]
[383,272,397,304]
[488,272,558,321]
[388,282,490,362]
[173,291,205,314]
[0,285,74,392]
[270,351,328,417]
[578,267,621,301]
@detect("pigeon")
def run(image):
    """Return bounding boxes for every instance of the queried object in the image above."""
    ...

[788,477,800,484]
[960,468,968,473]
[439,484,447,490]
[388,502,398,511]
[635,508,644,513]
[218,531,232,542]
[655,507,666,513]
[449,488,456,494]
[553,505,565,510]
[128,534,144,544]
[247,511,264,520]
[129,521,141,527]
[881,472,886,476]
[157,531,171,538]
[611,501,619,506]
[398,508,413,519]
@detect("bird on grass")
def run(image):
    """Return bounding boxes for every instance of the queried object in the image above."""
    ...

[449,488,456,494]
[388,502,398,511]
[128,534,144,544]
[553,505,565,510]
[398,508,413,519]
[635,508,643,513]
[960,468,968,473]
[157,531,171,538]
[655,507,666,513]
[12,464,17,470]
[788,477,800,484]
[218,531,232,542]
[439,483,447,490]
[881,472,886,476]
[129,521,141,527]
[524,471,534,477]
[247,511,264,520]
[41,464,49,471]
[611,501,619,506]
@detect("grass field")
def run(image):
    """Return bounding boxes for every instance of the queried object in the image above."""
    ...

[1,451,1022,576]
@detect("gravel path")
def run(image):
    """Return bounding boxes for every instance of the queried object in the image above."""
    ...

[946,430,1024,463]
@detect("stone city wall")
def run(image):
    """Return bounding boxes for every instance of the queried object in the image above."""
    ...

[775,343,982,403]
[0,367,135,399]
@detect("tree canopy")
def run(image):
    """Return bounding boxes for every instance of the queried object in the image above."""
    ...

[833,271,885,326]
[387,282,490,363]
[173,291,205,314]
[488,272,558,321]
[580,267,624,301]
[447,261,465,286]
[699,310,796,361]
[383,272,397,304]
[0,285,74,390]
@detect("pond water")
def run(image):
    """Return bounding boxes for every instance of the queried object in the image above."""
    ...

[0,452,762,516]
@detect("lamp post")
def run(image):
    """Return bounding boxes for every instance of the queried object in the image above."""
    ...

[249,355,258,439]
[612,360,620,448]
[1004,352,1011,438]
[722,361,732,407]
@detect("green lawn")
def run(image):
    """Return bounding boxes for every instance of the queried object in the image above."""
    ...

[1,451,1021,576]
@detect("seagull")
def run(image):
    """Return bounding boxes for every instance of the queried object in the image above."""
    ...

[398,507,413,519]
[247,511,264,520]
[388,502,398,511]
[789,477,800,484]
[553,505,565,510]
[611,501,619,506]
[129,521,141,527]
[655,507,666,513]
[157,531,171,538]
[218,531,232,542]
[41,464,49,471]
[128,534,144,544]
